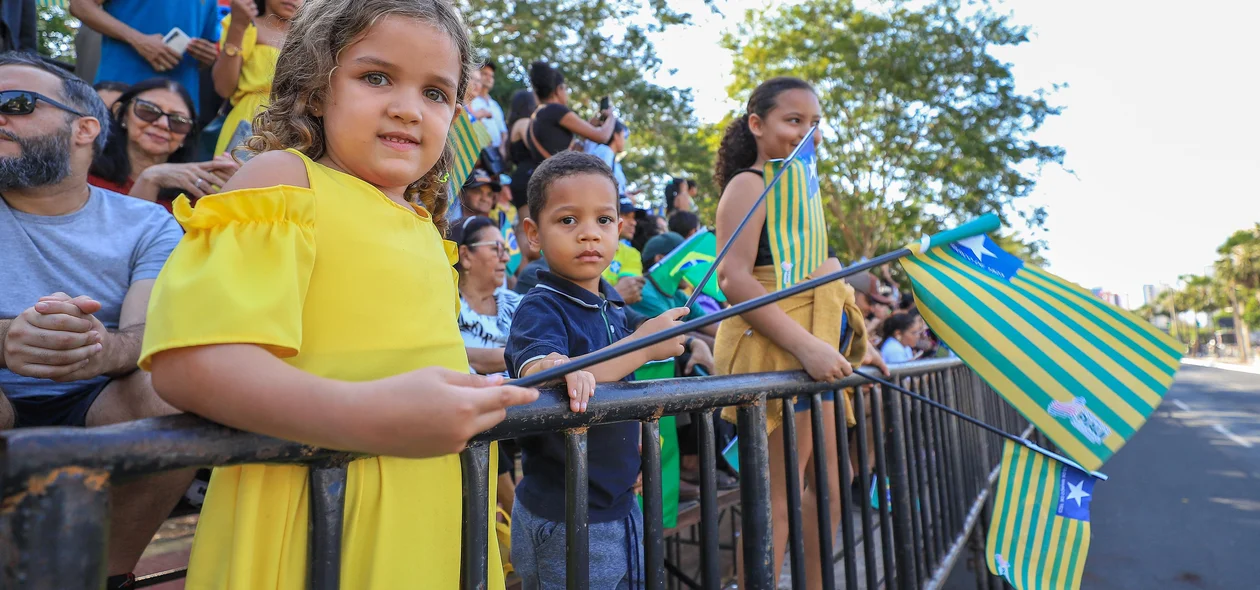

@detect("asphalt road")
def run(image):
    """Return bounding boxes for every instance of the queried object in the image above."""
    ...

[946,363,1260,590]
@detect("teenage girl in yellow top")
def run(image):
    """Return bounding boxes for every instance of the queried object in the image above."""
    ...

[211,0,304,157]
[140,0,537,588]
[713,77,874,590]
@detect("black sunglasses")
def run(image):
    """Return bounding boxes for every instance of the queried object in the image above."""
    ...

[132,99,194,134]
[0,90,89,118]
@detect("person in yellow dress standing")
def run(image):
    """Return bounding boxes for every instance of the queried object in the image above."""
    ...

[211,0,304,158]
[140,0,539,588]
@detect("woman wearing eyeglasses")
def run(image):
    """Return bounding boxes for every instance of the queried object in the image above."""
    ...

[452,215,521,377]
[88,78,238,210]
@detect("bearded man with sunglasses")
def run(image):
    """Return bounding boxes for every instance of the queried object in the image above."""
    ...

[0,52,190,590]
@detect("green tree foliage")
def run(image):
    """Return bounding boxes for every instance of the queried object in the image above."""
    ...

[721,0,1064,261]
[459,0,713,205]
[36,7,79,63]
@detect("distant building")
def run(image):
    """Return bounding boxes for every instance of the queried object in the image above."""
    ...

[1142,284,1169,307]
[1091,287,1124,308]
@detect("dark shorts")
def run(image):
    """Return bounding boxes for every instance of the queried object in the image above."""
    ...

[792,390,836,412]
[8,379,111,427]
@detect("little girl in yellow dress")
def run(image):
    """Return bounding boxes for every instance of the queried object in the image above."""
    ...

[139,1,537,588]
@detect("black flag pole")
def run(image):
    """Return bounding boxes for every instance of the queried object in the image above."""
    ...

[856,370,1108,479]
[512,214,997,390]
[681,125,821,309]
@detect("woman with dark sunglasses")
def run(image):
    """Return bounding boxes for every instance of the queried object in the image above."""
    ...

[88,78,239,210]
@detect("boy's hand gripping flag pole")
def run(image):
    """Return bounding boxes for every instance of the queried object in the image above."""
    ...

[680,125,821,309]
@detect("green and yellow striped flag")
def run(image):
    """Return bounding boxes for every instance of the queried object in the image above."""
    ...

[987,440,1097,590]
[448,106,492,187]
[763,139,828,291]
[899,234,1181,471]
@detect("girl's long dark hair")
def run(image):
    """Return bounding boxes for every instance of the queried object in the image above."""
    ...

[89,78,199,186]
[880,312,917,345]
[713,76,815,192]
[529,61,564,101]
[506,88,538,130]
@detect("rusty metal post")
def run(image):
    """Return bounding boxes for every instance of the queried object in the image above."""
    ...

[460,444,491,590]
[737,398,775,589]
[308,459,349,590]
[641,420,665,590]
[4,467,110,590]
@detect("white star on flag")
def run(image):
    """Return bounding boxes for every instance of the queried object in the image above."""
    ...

[1065,479,1091,507]
[956,235,995,261]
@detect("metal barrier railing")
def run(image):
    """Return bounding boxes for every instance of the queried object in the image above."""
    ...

[0,358,1028,589]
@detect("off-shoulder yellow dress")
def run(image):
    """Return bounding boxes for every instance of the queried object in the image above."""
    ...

[140,149,503,589]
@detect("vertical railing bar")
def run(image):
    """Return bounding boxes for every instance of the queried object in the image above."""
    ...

[642,420,666,590]
[925,374,953,560]
[851,386,880,590]
[883,380,918,590]
[832,389,860,590]
[737,398,776,590]
[565,430,590,590]
[903,378,928,580]
[8,467,110,590]
[458,445,490,590]
[309,460,349,590]
[808,393,837,590]
[937,374,964,547]
[781,401,807,590]
[871,385,897,590]
[697,411,721,590]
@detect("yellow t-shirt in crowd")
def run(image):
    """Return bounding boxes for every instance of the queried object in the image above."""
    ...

[140,149,502,589]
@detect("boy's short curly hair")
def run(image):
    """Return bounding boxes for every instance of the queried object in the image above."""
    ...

[526,151,618,220]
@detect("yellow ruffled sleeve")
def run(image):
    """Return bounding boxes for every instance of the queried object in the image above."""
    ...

[139,187,316,371]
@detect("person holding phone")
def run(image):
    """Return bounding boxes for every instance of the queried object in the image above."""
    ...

[524,61,618,165]
[69,0,220,114]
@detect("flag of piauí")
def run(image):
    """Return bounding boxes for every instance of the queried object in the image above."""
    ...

[449,106,493,186]
[763,138,828,291]
[646,229,726,303]
[987,440,1097,590]
[899,233,1181,471]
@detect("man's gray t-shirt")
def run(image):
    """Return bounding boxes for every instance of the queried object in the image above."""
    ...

[0,186,183,400]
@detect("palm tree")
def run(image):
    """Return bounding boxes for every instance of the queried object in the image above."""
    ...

[1215,224,1260,362]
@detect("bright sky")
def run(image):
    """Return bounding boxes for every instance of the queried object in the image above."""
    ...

[649,0,1260,309]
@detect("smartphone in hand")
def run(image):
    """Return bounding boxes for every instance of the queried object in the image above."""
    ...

[162,27,192,55]
[599,96,611,111]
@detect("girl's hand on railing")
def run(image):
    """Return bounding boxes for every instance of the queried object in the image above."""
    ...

[794,336,854,383]
[862,347,890,376]
[369,368,538,456]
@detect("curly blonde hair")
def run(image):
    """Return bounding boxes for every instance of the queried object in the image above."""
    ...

[245,0,475,235]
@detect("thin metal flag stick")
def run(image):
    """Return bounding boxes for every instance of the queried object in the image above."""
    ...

[853,370,1108,480]
[681,125,821,309]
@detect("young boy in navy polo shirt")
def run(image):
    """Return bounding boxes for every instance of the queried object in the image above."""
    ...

[506,151,688,589]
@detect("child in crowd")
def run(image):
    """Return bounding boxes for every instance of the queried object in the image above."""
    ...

[506,151,687,589]
[139,0,537,588]
[711,77,872,590]
[879,312,924,364]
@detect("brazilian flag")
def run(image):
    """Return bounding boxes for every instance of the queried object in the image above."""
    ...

[449,107,492,187]
[646,229,726,303]
[987,440,1097,590]
[635,359,681,528]
[899,233,1181,471]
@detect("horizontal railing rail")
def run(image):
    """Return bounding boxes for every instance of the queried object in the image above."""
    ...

[0,358,1026,590]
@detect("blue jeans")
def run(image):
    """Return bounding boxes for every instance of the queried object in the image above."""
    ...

[511,499,645,590]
